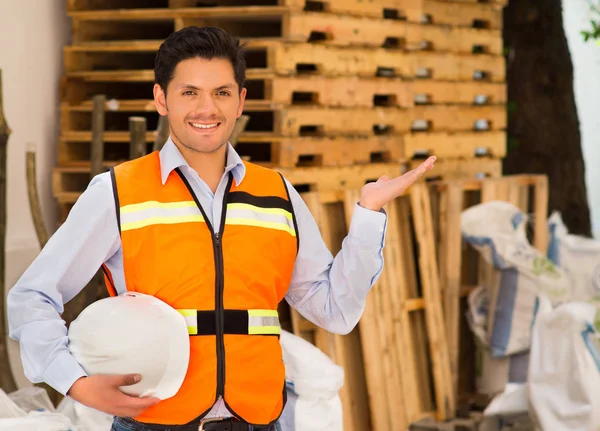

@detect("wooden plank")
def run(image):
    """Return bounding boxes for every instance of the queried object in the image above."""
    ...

[438,182,464,400]
[383,196,427,424]
[533,175,549,252]
[342,193,396,431]
[412,157,502,180]
[236,135,405,168]
[404,131,506,159]
[409,182,455,420]
[419,1,504,30]
[411,81,506,105]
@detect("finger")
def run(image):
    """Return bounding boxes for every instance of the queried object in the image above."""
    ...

[377,175,390,183]
[111,373,142,387]
[401,156,437,181]
[414,156,436,175]
[115,391,161,408]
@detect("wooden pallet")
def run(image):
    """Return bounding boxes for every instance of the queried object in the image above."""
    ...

[66,0,507,26]
[60,77,506,112]
[51,162,405,213]
[63,39,505,80]
[66,6,500,53]
[61,75,415,108]
[61,104,506,137]
[57,131,404,167]
[56,129,505,167]
[66,0,422,19]
[404,131,506,159]
[288,183,455,430]
[426,175,548,400]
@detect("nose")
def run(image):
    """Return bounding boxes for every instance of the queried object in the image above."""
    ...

[192,92,219,118]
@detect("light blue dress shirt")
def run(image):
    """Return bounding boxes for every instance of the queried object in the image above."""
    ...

[7,138,387,418]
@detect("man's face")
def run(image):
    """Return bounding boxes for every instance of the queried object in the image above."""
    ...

[154,57,246,154]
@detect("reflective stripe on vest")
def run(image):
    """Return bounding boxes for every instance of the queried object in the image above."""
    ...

[120,201,203,231]
[178,309,281,336]
[119,201,295,237]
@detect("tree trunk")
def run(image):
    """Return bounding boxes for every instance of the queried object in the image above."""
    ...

[0,70,18,394]
[503,0,592,236]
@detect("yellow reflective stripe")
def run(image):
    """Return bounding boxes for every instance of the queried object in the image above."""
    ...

[175,309,280,335]
[226,203,293,220]
[225,203,296,237]
[121,215,204,232]
[225,218,296,236]
[178,310,198,335]
[178,309,196,317]
[121,200,197,214]
[249,326,281,335]
[248,309,279,317]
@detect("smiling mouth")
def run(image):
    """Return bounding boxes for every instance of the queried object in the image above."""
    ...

[189,122,220,130]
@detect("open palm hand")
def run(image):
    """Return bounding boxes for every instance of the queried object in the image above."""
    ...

[359,156,436,211]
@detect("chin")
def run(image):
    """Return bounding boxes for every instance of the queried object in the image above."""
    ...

[186,137,228,154]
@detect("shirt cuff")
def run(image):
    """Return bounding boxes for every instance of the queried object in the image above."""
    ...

[43,350,88,396]
[348,203,388,246]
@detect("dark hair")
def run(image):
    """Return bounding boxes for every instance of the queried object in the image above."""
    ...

[154,26,247,94]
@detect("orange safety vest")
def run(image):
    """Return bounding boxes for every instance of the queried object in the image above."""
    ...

[101,151,299,427]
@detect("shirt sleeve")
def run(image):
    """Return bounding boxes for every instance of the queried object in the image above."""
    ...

[7,172,121,396]
[283,179,387,335]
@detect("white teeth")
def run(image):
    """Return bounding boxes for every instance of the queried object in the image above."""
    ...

[191,122,219,129]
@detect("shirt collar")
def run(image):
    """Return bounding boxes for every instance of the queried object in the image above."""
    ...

[159,137,246,186]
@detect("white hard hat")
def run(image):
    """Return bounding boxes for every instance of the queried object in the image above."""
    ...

[67,292,190,400]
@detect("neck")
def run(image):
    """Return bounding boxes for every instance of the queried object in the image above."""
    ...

[175,141,228,194]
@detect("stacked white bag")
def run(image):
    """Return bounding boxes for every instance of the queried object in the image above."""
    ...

[461,200,571,358]
[547,211,600,301]
[279,330,344,431]
[527,295,600,430]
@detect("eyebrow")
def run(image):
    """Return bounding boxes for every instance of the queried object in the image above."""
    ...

[179,83,236,91]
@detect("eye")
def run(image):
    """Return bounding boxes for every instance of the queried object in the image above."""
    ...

[182,90,195,96]
[217,91,231,96]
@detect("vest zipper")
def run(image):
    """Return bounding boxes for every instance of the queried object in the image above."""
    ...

[174,168,232,404]
[213,231,225,398]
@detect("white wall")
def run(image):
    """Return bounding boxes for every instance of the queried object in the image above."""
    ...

[0,0,71,388]
[562,0,600,239]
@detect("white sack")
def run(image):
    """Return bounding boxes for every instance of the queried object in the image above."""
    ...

[8,387,55,414]
[467,286,529,396]
[280,330,344,431]
[547,211,600,301]
[56,397,113,431]
[0,388,77,431]
[461,200,571,357]
[527,295,600,431]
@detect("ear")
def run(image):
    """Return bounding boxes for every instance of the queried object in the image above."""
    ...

[236,87,247,118]
[153,83,168,116]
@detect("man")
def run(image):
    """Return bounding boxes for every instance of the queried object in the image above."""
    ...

[8,26,435,431]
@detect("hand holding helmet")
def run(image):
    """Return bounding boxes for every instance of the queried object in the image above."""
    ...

[66,292,191,416]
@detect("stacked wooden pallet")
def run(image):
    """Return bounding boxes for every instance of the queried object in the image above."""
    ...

[281,174,547,431]
[54,0,508,221]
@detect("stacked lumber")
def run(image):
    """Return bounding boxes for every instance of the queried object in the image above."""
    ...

[54,0,508,222]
